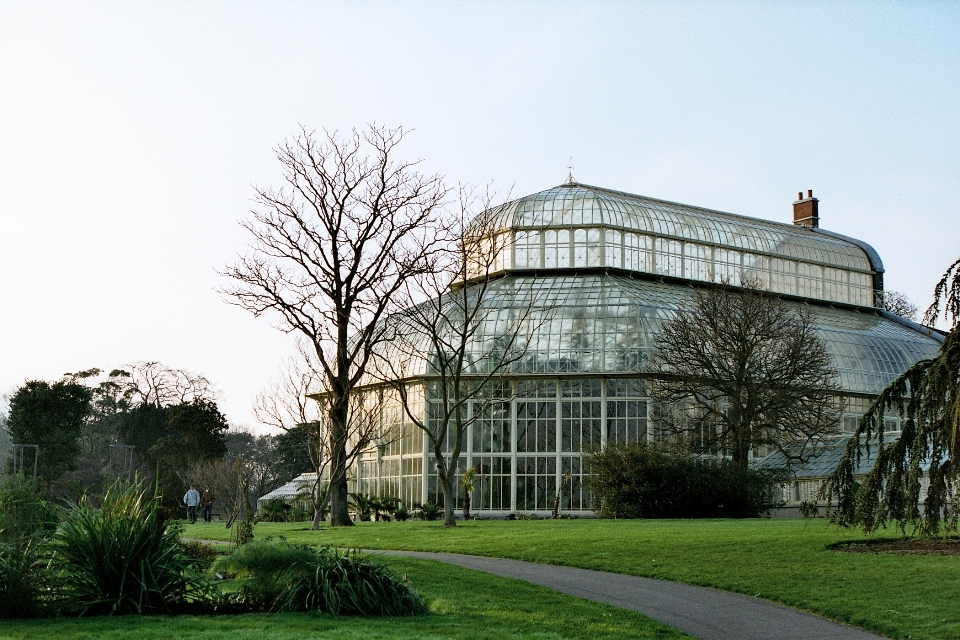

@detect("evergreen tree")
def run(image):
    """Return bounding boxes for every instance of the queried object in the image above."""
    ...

[826,259,960,535]
[6,380,92,488]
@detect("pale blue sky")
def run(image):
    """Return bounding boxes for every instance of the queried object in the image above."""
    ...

[1,2,957,431]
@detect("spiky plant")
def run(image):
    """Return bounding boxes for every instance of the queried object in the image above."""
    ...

[51,479,208,615]
[279,547,427,616]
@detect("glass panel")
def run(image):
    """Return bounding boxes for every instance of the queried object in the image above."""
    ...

[604,229,622,269]
[544,229,570,268]
[684,243,712,282]
[606,399,647,445]
[714,248,741,285]
[514,230,540,269]
[472,456,512,511]
[655,238,682,277]
[771,258,797,295]
[516,400,557,453]
[561,456,591,510]
[472,400,511,453]
[516,456,556,511]
[798,263,823,299]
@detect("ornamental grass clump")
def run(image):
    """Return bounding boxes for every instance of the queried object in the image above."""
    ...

[51,479,208,616]
[280,547,427,616]
[0,538,48,619]
[212,538,427,616]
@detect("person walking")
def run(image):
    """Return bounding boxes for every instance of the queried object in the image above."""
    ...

[183,485,200,524]
[200,486,215,523]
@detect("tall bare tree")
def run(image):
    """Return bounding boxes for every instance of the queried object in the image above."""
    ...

[221,125,447,526]
[377,189,544,526]
[651,281,839,468]
[827,258,960,535]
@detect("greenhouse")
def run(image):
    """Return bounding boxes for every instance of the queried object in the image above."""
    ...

[345,182,943,516]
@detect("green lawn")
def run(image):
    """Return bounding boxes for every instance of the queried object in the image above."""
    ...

[187,518,960,640]
[0,556,687,640]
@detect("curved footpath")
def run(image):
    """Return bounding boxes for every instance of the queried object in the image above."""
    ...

[372,550,886,640]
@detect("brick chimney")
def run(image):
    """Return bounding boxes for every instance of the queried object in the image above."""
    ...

[793,189,819,227]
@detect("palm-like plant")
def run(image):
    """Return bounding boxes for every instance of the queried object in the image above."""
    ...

[461,467,478,520]
[51,479,208,615]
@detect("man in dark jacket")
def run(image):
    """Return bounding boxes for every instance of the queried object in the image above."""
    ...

[200,487,215,523]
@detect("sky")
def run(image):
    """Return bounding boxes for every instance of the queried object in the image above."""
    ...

[1,2,958,433]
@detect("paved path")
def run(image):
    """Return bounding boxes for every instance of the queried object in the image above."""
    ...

[373,550,886,640]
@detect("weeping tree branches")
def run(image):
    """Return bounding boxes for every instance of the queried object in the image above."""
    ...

[221,125,447,526]
[651,281,840,468]
[826,259,960,535]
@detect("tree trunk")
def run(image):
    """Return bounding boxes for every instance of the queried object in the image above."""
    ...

[462,487,471,520]
[311,488,331,530]
[329,475,352,526]
[327,394,354,527]
[731,423,751,469]
[442,473,458,527]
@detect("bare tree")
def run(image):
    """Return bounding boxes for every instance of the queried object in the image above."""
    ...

[879,291,919,321]
[221,125,447,526]
[376,188,545,526]
[253,353,332,529]
[651,281,840,468]
[126,361,217,407]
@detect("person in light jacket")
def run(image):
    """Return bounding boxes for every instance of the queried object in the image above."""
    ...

[183,486,200,524]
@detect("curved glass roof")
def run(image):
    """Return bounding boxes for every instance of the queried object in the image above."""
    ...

[467,183,881,307]
[372,274,941,397]
[479,183,873,271]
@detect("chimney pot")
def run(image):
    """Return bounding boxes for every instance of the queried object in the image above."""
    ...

[793,189,819,228]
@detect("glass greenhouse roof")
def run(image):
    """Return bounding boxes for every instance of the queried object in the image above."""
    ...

[481,183,873,270]
[372,274,941,397]
[468,183,882,307]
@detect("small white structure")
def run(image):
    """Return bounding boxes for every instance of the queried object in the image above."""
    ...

[257,473,318,513]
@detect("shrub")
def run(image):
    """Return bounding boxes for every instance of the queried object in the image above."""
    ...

[211,538,315,606]
[393,505,409,522]
[587,442,784,519]
[213,538,427,616]
[281,548,427,616]
[414,501,442,521]
[51,479,208,615]
[0,538,48,618]
[180,540,219,570]
[0,474,59,619]
[0,473,59,544]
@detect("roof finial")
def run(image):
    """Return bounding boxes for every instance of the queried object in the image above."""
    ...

[566,156,576,184]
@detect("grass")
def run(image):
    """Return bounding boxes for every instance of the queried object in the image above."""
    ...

[0,556,686,639]
[186,518,960,640]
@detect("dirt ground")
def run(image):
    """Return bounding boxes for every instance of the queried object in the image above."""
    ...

[832,537,960,555]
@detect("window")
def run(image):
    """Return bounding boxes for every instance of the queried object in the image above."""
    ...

[655,238,682,277]
[544,229,570,268]
[514,231,540,269]
[684,243,712,282]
